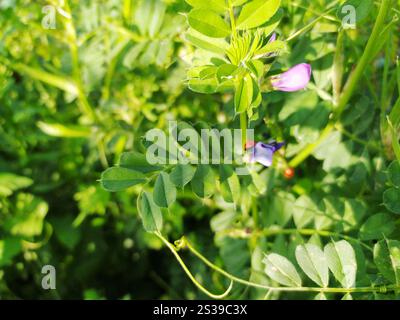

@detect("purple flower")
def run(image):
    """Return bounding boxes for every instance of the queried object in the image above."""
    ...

[248,141,285,167]
[268,33,277,43]
[271,63,312,92]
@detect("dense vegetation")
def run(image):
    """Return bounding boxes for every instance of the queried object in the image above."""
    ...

[0,0,400,300]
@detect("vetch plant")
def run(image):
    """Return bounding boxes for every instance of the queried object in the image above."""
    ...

[97,0,400,300]
[0,0,400,301]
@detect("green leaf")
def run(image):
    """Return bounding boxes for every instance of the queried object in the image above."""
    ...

[245,60,264,79]
[293,195,318,229]
[185,0,227,13]
[220,238,250,278]
[0,238,22,267]
[191,165,216,198]
[220,171,241,205]
[37,122,91,138]
[119,151,162,173]
[336,0,373,24]
[4,194,48,238]
[51,215,81,250]
[389,98,400,128]
[227,173,241,205]
[153,172,176,208]
[148,0,166,38]
[185,28,229,55]
[220,180,234,203]
[188,9,231,38]
[210,211,237,232]
[137,191,163,232]
[0,173,33,197]
[232,0,249,6]
[342,293,353,300]
[170,164,196,188]
[263,253,302,287]
[12,63,79,95]
[388,119,400,162]
[123,43,147,69]
[295,244,329,287]
[188,78,219,94]
[135,0,152,35]
[373,239,400,285]
[234,74,253,113]
[219,164,234,182]
[250,79,261,109]
[261,8,283,36]
[135,0,167,37]
[254,40,286,59]
[249,169,267,195]
[314,292,328,300]
[217,64,239,82]
[359,213,396,241]
[100,167,146,192]
[237,0,281,30]
[269,191,295,226]
[383,188,400,214]
[199,66,218,79]
[388,161,400,187]
[324,240,357,288]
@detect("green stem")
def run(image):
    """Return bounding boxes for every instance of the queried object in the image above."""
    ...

[286,6,338,42]
[289,0,392,168]
[335,0,392,116]
[240,112,247,151]
[251,197,259,229]
[182,237,398,294]
[228,1,236,37]
[64,0,97,123]
[154,232,233,299]
[332,30,344,106]
[289,123,335,168]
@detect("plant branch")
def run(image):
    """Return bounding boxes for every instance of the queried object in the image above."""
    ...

[154,232,233,299]
[289,0,393,168]
[180,237,398,295]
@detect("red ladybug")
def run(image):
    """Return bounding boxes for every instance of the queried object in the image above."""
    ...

[284,167,295,180]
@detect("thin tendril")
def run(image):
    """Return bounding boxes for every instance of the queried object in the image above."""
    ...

[154,232,233,299]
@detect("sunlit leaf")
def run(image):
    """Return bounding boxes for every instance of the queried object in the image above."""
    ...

[324,240,357,288]
[237,0,281,30]
[185,28,229,55]
[263,253,302,287]
[295,244,329,287]
[188,9,230,38]
[37,122,91,138]
[185,0,227,13]
[234,73,253,113]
